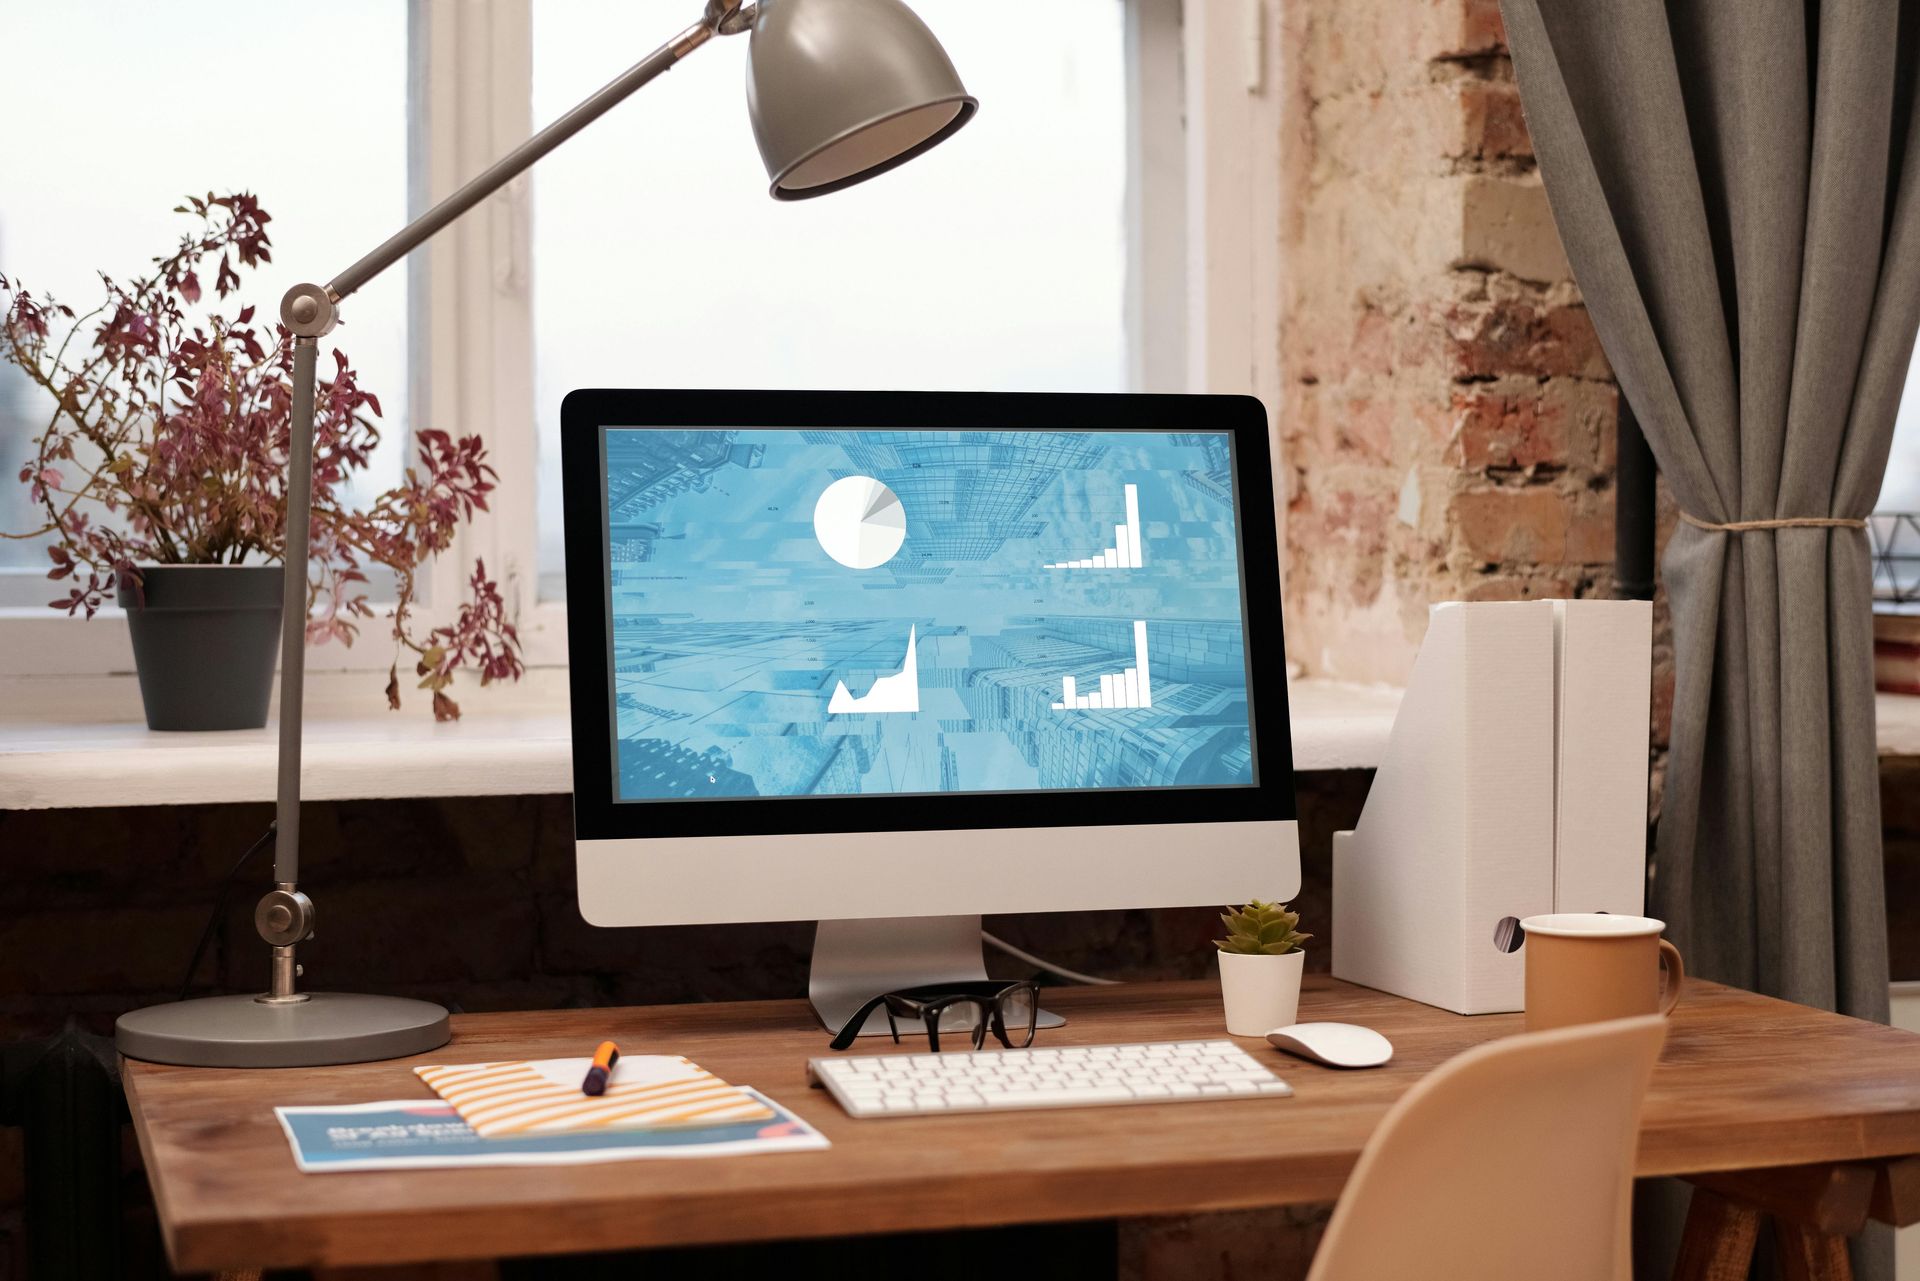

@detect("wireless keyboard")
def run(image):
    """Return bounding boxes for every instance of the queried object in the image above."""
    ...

[807,1039,1292,1117]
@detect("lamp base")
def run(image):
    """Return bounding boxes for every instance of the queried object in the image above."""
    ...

[116,992,450,1068]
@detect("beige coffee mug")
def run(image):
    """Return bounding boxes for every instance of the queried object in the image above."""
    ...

[1520,913,1684,1032]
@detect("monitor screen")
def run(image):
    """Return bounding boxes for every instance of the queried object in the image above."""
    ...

[595,427,1258,804]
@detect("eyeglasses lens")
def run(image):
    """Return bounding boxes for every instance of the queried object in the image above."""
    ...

[933,997,988,1049]
[997,985,1038,1048]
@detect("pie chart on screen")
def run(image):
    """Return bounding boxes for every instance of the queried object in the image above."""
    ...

[814,475,906,569]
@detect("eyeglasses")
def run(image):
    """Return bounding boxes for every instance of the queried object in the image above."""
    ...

[827,979,1043,1052]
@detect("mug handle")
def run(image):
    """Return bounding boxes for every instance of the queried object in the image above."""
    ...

[1657,939,1685,1016]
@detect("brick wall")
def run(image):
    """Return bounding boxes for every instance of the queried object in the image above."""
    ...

[1278,0,1624,685]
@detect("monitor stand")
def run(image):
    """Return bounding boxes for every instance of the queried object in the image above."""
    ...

[810,914,1068,1038]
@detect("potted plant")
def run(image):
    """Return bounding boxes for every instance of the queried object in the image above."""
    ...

[1215,900,1311,1037]
[0,192,522,729]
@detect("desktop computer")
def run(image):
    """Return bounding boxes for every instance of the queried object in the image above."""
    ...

[560,390,1298,1036]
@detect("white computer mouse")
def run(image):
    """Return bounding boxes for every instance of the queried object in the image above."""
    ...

[1265,1022,1394,1068]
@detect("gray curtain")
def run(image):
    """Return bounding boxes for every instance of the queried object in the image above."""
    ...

[1500,4,1919,1274]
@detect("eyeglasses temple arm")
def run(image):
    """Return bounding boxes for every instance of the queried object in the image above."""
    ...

[826,993,893,1050]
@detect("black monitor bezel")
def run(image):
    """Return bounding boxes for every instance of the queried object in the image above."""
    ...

[561,389,1296,840]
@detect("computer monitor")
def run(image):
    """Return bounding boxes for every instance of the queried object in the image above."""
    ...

[561,390,1298,1033]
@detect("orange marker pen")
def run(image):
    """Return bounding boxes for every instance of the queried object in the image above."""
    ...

[581,1040,620,1096]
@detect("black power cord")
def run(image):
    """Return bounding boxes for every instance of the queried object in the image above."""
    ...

[176,821,277,1002]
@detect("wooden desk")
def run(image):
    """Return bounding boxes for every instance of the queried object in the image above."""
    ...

[124,976,1920,1276]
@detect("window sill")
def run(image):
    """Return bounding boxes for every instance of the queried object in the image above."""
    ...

[1884,690,1920,758]
[0,668,574,811]
[5,671,1911,813]
[0,673,1406,811]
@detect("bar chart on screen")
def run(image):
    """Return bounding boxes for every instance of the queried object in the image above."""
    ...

[1044,485,1144,570]
[1052,621,1154,711]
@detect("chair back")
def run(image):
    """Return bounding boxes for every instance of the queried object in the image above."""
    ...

[1306,1014,1667,1281]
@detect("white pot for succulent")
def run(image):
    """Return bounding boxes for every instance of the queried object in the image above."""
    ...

[1218,949,1305,1037]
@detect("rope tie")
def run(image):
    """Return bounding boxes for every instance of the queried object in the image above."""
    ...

[1679,511,1867,533]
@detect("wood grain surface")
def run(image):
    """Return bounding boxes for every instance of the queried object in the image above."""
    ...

[125,976,1920,1273]
[1774,1219,1856,1281]
[1673,1188,1765,1281]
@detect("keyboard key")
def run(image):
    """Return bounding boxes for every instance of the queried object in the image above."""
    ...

[979,1087,1136,1107]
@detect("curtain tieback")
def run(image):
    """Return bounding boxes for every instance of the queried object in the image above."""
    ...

[1679,511,1867,533]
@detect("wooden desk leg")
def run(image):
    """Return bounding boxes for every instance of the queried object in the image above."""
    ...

[1870,1155,1920,1228]
[213,1271,262,1281]
[1774,1220,1853,1281]
[1672,1187,1763,1281]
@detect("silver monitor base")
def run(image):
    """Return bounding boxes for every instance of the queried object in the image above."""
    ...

[116,991,450,1068]
[809,914,1066,1038]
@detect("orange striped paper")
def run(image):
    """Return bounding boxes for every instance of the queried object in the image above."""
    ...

[415,1055,775,1138]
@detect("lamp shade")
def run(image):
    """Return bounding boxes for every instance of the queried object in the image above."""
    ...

[746,0,977,199]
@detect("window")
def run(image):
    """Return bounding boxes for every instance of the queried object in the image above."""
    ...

[0,0,1284,678]
[1885,349,1920,514]
[529,0,1131,599]
[0,1,410,606]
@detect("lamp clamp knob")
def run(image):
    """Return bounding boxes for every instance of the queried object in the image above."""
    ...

[705,0,757,35]
[280,283,338,338]
[255,888,315,948]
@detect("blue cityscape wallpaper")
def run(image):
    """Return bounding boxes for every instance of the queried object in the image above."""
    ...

[600,429,1256,801]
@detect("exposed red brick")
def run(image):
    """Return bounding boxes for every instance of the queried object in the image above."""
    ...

[1446,298,1610,380]
[1566,493,1616,564]
[1462,177,1571,282]
[1454,0,1508,58]
[1454,383,1570,470]
[1460,81,1532,162]
[1450,485,1572,563]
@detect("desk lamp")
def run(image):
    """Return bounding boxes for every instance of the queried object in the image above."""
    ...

[114,0,975,1067]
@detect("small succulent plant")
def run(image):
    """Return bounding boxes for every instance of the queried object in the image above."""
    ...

[1214,900,1311,956]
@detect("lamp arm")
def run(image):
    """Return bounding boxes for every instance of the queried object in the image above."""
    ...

[261,9,738,991]
[332,19,715,302]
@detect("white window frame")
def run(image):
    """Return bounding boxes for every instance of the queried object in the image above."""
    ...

[0,0,1284,680]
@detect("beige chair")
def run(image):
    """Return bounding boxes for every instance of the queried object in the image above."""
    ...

[1306,1014,1667,1281]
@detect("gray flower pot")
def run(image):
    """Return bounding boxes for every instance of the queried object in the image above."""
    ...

[117,564,284,731]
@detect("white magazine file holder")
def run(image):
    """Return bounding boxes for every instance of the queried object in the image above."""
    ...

[1331,599,1652,1014]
